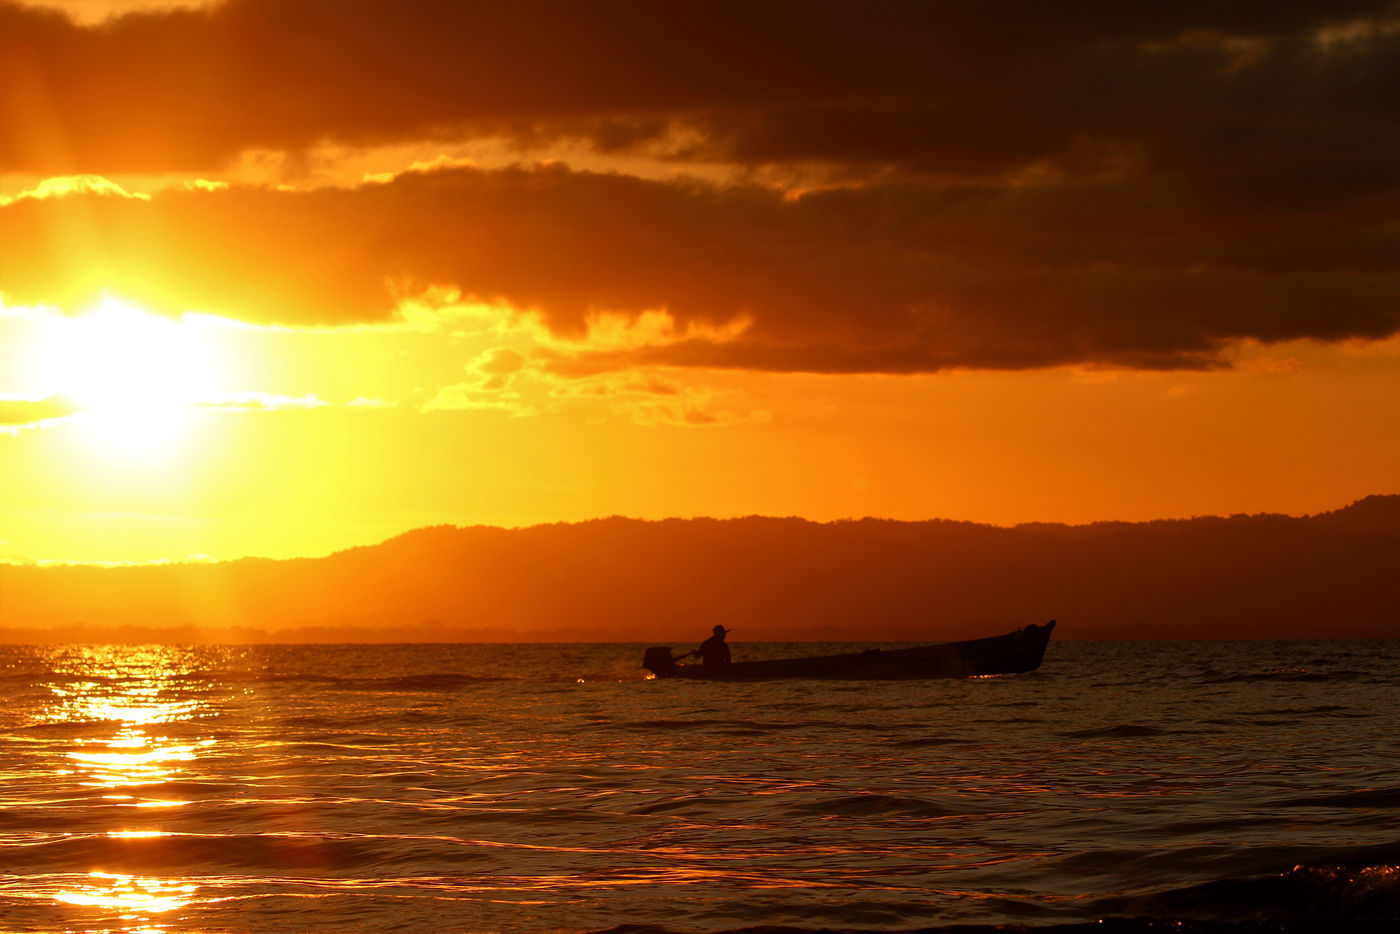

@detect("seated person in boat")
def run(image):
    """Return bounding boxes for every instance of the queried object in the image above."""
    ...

[685,625,732,666]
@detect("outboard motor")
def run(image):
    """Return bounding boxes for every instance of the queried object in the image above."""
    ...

[643,647,678,678]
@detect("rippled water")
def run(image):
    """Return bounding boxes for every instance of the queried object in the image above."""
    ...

[0,639,1396,933]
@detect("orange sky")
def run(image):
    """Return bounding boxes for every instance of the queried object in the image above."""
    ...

[2,0,1398,564]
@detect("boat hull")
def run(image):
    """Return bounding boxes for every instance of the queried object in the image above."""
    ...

[644,621,1056,680]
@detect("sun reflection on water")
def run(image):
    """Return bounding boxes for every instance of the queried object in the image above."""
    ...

[55,870,197,914]
[45,646,212,792]
[40,647,214,927]
[68,732,202,788]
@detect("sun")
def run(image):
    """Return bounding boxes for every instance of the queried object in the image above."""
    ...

[31,296,228,458]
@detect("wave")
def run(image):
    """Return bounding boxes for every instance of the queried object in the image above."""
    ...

[12,831,496,874]
[1090,860,1400,923]
[1276,786,1400,810]
[607,717,856,733]
[213,671,522,690]
[1059,723,1187,738]
[884,735,966,748]
[782,792,967,819]
[592,917,1396,934]
[1198,668,1368,685]
[583,858,1400,932]
[0,670,523,691]
[6,718,130,735]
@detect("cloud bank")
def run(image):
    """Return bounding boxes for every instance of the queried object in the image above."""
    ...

[3,163,1396,372]
[6,1,1398,196]
[3,0,1398,373]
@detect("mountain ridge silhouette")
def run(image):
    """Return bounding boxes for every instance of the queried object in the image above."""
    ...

[2,496,1395,642]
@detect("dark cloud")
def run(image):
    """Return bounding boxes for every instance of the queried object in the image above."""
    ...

[5,1,1397,372]
[4,0,1398,211]
[4,164,1395,372]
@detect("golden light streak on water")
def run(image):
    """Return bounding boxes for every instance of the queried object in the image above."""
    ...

[39,647,213,923]
[55,870,197,915]
[44,647,206,726]
[68,733,197,788]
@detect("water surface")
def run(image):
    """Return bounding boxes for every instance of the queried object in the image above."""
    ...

[0,640,1396,932]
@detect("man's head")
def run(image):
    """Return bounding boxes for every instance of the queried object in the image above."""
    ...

[713,625,729,638]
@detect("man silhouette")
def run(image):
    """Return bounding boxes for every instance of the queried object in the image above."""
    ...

[687,625,731,666]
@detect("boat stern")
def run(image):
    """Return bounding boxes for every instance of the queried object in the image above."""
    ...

[642,646,678,678]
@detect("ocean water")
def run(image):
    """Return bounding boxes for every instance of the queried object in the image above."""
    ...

[0,639,1396,933]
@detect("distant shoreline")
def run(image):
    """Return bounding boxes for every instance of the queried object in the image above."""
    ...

[3,495,1396,641]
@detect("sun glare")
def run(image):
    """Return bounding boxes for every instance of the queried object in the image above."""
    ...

[45,297,221,408]
[31,296,228,458]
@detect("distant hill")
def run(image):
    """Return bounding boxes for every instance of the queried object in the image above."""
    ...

[1,496,1396,642]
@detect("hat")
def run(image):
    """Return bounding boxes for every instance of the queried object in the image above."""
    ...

[712,625,730,635]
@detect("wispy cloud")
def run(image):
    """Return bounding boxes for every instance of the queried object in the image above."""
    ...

[194,392,399,411]
[0,393,82,429]
[0,174,151,206]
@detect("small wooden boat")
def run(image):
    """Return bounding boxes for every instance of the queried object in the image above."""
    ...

[643,620,1056,680]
